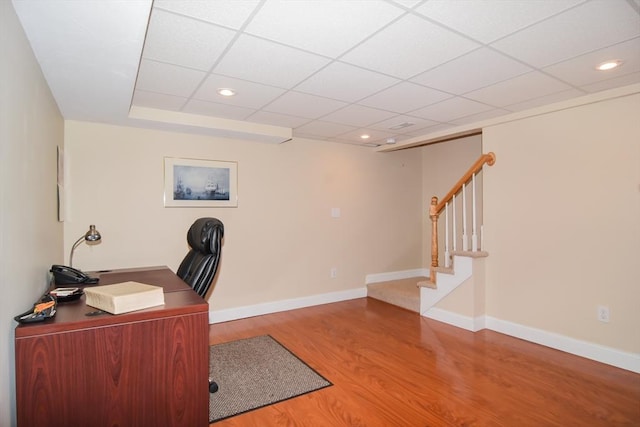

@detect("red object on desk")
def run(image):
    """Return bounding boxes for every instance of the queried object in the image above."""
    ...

[15,266,209,427]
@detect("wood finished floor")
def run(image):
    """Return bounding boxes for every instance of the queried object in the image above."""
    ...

[208,298,640,426]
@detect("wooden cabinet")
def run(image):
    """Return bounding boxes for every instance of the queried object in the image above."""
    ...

[15,267,209,427]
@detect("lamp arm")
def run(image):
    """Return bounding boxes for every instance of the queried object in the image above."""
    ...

[69,235,85,268]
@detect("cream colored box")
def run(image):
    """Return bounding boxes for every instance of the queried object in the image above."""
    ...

[83,281,165,314]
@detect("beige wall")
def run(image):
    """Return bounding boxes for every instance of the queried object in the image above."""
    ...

[483,93,640,353]
[65,121,423,310]
[1,2,64,425]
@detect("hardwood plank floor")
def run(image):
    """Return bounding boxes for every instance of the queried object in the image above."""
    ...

[208,298,640,426]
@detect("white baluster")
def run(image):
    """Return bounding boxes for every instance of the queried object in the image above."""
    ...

[472,173,478,251]
[452,193,457,252]
[462,183,468,251]
[444,202,450,267]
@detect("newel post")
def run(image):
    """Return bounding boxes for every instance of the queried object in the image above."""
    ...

[429,196,439,283]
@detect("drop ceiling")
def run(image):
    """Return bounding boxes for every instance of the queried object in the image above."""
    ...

[12,0,640,148]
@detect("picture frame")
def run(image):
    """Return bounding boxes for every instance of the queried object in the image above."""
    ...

[164,157,238,208]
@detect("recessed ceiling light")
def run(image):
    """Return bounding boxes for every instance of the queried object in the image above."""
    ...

[217,88,236,97]
[596,60,623,71]
[360,134,370,140]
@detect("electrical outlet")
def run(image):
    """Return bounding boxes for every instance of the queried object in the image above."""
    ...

[330,267,337,279]
[597,305,610,323]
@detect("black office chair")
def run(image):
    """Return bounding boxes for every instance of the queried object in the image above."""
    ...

[177,217,224,298]
[177,217,224,393]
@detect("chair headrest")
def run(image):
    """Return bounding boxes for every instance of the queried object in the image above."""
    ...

[186,218,224,255]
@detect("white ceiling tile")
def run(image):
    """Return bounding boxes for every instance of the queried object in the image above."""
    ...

[193,74,286,109]
[465,71,572,107]
[360,82,452,113]
[581,71,640,93]
[410,97,495,122]
[341,14,480,79]
[492,1,640,68]
[295,62,399,102]
[389,0,423,9]
[182,99,255,120]
[294,121,357,138]
[411,48,533,94]
[214,35,331,88]
[245,0,405,57]
[136,60,206,97]
[132,90,186,111]
[369,114,439,133]
[416,0,583,43]
[321,105,397,127]
[246,111,310,128]
[502,88,585,112]
[154,0,260,29]
[143,9,236,71]
[264,91,347,119]
[543,38,640,87]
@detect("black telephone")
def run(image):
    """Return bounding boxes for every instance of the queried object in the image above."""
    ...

[50,265,99,285]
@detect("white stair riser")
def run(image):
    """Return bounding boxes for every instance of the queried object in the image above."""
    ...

[420,256,472,315]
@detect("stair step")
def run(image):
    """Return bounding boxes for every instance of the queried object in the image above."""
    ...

[417,279,436,289]
[366,277,426,313]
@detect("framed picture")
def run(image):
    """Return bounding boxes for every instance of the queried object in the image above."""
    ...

[164,157,238,207]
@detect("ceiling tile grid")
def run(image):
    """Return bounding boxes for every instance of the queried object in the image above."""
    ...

[490,0,640,68]
[143,9,237,71]
[414,0,586,44]
[132,0,639,146]
[13,0,640,147]
[338,13,481,79]
[243,0,406,57]
[154,0,261,30]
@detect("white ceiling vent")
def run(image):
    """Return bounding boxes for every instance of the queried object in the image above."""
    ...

[388,122,415,130]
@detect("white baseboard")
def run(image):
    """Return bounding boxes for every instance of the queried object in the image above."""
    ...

[365,268,429,285]
[424,307,640,374]
[423,307,486,332]
[209,287,367,324]
[485,316,640,374]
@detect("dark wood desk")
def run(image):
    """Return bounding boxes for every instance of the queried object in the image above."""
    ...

[15,266,209,427]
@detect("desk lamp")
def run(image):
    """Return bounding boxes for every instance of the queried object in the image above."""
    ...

[69,224,101,267]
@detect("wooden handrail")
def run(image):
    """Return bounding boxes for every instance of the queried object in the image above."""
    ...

[429,152,496,282]
[434,152,495,214]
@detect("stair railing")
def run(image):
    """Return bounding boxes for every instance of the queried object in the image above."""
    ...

[429,152,496,283]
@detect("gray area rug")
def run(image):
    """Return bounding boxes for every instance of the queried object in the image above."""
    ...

[209,335,332,423]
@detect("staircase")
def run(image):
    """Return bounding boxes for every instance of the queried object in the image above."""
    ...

[367,251,487,314]
[367,153,495,319]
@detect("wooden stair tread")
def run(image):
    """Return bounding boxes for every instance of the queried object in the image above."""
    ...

[451,250,489,258]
